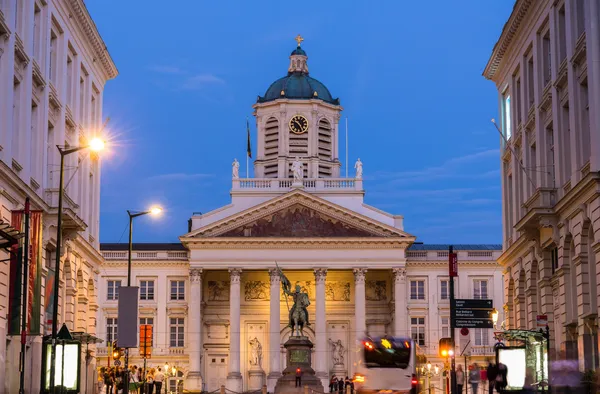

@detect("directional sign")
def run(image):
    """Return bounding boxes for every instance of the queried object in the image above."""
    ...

[454,299,493,309]
[452,299,494,329]
[454,309,494,319]
[454,319,494,329]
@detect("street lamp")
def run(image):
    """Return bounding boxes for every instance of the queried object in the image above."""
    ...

[420,362,440,394]
[49,137,105,393]
[491,308,499,328]
[123,206,162,390]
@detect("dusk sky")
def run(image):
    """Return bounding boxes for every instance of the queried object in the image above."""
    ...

[89,1,514,245]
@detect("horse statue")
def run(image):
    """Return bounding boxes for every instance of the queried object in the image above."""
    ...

[278,265,310,337]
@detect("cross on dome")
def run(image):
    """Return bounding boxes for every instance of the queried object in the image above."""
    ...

[295,34,304,47]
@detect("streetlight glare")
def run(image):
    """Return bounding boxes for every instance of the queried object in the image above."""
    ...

[150,206,163,215]
[88,138,105,152]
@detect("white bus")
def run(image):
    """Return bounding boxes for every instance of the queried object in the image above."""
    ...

[353,336,423,394]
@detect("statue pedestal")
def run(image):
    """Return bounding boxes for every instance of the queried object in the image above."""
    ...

[274,336,324,394]
[248,365,265,391]
[291,181,303,188]
[331,363,347,379]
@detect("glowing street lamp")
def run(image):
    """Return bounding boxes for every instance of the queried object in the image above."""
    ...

[49,138,106,393]
[491,308,499,328]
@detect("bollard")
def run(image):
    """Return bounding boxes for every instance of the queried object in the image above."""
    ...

[262,385,267,394]
[221,385,226,394]
[304,385,309,394]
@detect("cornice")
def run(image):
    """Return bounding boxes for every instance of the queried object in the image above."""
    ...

[184,238,411,249]
[66,0,118,80]
[483,0,534,80]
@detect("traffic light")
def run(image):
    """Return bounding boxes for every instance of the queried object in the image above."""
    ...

[438,337,454,357]
[112,341,122,360]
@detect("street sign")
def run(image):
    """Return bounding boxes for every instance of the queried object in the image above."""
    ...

[452,299,494,328]
[449,253,458,277]
[114,360,121,366]
[460,328,470,336]
[454,299,493,309]
[454,319,494,328]
[454,309,494,319]
[536,315,548,327]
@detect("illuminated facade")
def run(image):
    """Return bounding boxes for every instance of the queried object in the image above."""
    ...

[484,0,600,371]
[0,0,117,392]
[97,39,503,393]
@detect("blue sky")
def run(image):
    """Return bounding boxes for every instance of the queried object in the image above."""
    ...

[89,1,513,244]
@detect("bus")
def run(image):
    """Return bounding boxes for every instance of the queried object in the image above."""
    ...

[353,336,424,394]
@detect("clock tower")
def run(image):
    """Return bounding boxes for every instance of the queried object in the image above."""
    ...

[252,36,342,179]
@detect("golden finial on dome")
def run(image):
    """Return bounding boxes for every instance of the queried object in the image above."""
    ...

[295,34,304,47]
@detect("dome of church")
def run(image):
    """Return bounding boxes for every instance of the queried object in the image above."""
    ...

[257,37,340,106]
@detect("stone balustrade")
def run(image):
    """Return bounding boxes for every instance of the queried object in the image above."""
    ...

[232,178,363,192]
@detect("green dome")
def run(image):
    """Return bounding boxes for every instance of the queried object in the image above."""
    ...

[291,46,307,56]
[258,73,339,105]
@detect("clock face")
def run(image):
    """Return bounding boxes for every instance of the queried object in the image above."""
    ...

[289,115,309,134]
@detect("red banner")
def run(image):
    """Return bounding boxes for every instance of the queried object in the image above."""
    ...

[449,253,458,277]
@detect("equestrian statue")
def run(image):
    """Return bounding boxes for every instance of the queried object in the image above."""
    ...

[277,264,310,337]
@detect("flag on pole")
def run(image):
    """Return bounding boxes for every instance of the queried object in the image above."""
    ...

[247,118,252,158]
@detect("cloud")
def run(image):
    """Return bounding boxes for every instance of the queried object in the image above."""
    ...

[182,74,226,90]
[147,173,214,182]
[148,65,184,74]
[371,149,499,184]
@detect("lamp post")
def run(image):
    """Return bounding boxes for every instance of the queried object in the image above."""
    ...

[491,308,499,329]
[123,207,162,392]
[420,363,440,394]
[164,363,178,394]
[49,138,105,393]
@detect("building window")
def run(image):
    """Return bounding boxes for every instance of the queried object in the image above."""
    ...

[503,94,512,140]
[440,279,449,300]
[140,317,154,345]
[106,318,118,343]
[410,280,425,300]
[551,247,559,274]
[473,280,489,300]
[170,280,185,300]
[474,329,490,346]
[411,317,426,346]
[107,280,121,301]
[49,31,57,83]
[441,317,450,338]
[140,280,155,300]
[170,317,185,347]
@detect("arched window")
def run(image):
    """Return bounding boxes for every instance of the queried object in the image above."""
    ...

[318,118,332,177]
[264,117,279,178]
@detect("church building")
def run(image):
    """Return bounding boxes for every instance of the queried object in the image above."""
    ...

[98,37,503,394]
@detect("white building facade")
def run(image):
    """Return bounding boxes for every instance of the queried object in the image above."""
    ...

[98,39,503,394]
[0,0,116,392]
[483,0,600,371]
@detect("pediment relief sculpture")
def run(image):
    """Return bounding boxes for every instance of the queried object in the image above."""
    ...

[325,281,351,301]
[366,280,387,301]
[219,205,377,238]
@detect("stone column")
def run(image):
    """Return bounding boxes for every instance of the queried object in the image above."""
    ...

[314,268,328,387]
[227,269,243,392]
[393,268,407,336]
[353,269,367,342]
[267,269,282,392]
[185,269,203,393]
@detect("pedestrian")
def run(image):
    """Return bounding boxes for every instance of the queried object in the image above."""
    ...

[295,368,302,387]
[153,367,165,394]
[345,376,351,394]
[146,369,155,394]
[495,362,507,394]
[487,360,498,394]
[330,375,337,393]
[338,377,344,394]
[456,365,465,394]
[469,363,481,394]
[129,366,139,394]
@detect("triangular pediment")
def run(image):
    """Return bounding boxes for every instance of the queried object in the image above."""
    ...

[182,190,414,240]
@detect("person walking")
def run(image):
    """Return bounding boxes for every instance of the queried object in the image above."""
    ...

[153,367,165,394]
[456,365,465,394]
[330,375,337,393]
[469,364,481,394]
[495,363,508,394]
[295,368,302,387]
[486,360,498,394]
[146,369,155,394]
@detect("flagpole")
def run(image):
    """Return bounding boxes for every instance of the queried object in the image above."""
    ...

[345,117,348,178]
[18,197,30,394]
[246,155,249,179]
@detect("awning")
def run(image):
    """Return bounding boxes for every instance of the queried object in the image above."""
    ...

[0,219,24,250]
